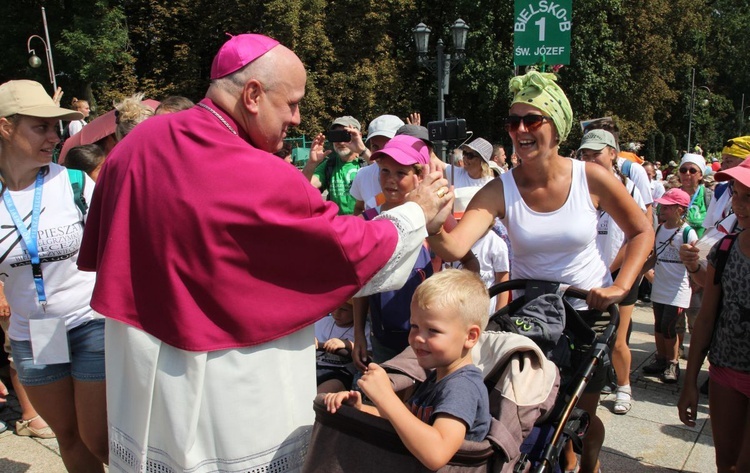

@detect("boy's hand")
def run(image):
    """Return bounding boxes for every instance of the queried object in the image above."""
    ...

[357,363,395,405]
[324,390,362,414]
[353,333,370,372]
[323,338,346,353]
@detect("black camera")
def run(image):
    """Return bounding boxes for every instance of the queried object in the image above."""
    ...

[427,118,467,141]
[324,129,352,142]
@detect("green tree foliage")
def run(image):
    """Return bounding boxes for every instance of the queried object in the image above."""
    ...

[563,0,628,145]
[663,133,677,162]
[643,133,655,162]
[0,0,746,151]
[293,0,418,135]
[56,1,136,110]
[653,130,664,163]
[704,0,750,137]
[431,0,517,143]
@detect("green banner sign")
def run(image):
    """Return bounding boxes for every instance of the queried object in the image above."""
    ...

[514,0,572,66]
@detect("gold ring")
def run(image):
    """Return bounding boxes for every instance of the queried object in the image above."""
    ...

[436,188,447,198]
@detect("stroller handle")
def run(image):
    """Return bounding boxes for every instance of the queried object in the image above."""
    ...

[315,346,353,359]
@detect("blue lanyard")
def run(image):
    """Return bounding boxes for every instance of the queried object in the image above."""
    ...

[2,171,47,307]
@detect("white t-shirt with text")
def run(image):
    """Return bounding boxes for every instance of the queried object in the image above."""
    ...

[0,164,98,341]
[651,223,698,308]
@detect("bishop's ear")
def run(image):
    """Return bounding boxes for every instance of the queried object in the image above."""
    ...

[241,79,264,114]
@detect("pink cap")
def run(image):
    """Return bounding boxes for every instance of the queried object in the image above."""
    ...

[210,34,280,80]
[654,188,690,208]
[370,135,430,166]
[715,157,750,188]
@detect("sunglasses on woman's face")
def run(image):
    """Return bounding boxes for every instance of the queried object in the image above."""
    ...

[463,151,481,160]
[679,167,699,175]
[504,115,552,132]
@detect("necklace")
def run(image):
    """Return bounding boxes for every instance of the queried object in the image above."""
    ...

[197,103,237,136]
[327,320,353,341]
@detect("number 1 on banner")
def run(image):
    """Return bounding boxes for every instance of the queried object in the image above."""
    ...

[535,17,546,41]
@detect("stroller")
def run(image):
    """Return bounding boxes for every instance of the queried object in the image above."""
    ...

[302,279,618,473]
[487,280,620,473]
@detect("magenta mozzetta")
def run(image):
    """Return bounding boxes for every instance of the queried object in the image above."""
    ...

[78,99,399,351]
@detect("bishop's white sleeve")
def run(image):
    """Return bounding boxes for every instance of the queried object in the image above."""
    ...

[355,201,428,296]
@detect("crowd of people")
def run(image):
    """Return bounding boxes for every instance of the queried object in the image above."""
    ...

[0,32,748,473]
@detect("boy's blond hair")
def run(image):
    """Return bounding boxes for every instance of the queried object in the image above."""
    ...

[412,269,490,329]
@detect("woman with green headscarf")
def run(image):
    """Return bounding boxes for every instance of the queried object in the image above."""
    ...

[428,71,654,473]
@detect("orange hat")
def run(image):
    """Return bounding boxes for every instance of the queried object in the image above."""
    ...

[618,151,644,164]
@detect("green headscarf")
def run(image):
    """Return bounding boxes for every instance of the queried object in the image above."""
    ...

[509,71,573,143]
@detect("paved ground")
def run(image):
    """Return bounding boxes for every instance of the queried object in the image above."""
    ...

[0,300,715,472]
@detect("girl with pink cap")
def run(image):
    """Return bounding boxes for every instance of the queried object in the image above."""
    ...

[641,188,698,384]
[353,135,436,371]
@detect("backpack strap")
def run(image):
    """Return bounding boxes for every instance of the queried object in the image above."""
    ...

[66,168,88,217]
[62,123,72,142]
[702,184,712,209]
[654,223,663,252]
[713,233,739,285]
[682,226,692,245]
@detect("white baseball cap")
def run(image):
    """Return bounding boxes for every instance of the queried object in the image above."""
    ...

[366,115,405,143]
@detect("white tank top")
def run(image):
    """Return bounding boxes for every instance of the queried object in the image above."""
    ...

[500,159,612,300]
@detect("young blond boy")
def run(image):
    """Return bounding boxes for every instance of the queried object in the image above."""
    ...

[325,269,491,470]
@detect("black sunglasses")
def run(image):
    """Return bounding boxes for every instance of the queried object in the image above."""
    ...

[679,167,700,175]
[504,115,552,132]
[463,150,481,160]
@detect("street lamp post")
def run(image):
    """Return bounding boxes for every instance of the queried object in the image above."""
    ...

[686,67,710,152]
[26,7,62,134]
[413,19,469,160]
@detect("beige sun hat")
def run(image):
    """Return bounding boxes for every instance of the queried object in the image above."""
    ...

[0,80,82,120]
